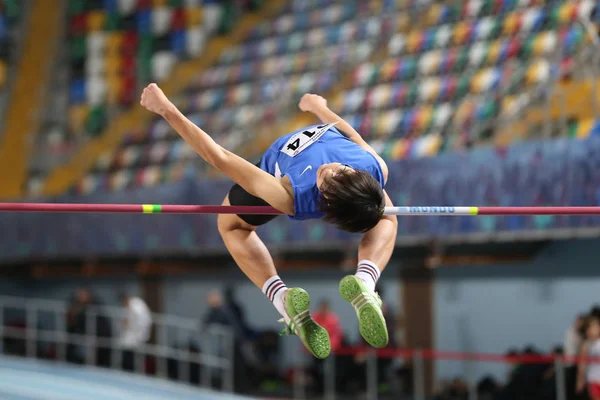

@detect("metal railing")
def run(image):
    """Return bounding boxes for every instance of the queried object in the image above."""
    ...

[291,347,589,400]
[0,295,235,392]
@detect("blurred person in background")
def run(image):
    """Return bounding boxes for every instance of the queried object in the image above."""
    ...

[140,84,398,360]
[577,316,600,400]
[203,290,257,393]
[224,285,255,339]
[565,314,587,399]
[310,299,343,394]
[312,299,343,352]
[66,288,112,367]
[118,292,152,372]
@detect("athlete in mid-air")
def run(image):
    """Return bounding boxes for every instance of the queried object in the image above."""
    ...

[141,84,398,359]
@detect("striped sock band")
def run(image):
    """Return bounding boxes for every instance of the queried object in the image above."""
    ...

[262,275,289,321]
[355,260,380,292]
[262,275,287,303]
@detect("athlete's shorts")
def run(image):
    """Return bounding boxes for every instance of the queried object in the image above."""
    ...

[227,161,278,227]
[589,382,600,398]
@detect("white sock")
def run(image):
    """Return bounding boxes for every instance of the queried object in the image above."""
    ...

[262,275,289,322]
[355,260,380,292]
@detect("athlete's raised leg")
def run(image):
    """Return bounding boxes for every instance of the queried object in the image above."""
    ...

[218,195,331,359]
[340,191,398,348]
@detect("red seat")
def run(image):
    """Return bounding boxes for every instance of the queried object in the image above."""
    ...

[171,8,186,31]
[122,31,139,56]
[70,14,88,36]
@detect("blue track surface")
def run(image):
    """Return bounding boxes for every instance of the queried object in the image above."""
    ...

[0,356,251,400]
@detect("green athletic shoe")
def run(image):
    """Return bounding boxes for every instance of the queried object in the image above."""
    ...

[278,288,331,359]
[339,275,389,348]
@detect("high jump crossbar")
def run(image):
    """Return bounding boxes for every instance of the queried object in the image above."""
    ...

[1,203,600,216]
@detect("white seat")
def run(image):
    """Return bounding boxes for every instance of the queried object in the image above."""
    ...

[151,51,177,81]
[186,27,206,57]
[152,7,173,36]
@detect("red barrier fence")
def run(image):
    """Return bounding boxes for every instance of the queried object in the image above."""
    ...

[332,347,600,364]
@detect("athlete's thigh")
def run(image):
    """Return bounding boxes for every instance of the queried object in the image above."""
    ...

[217,194,260,233]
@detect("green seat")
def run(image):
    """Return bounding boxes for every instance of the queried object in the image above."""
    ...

[69,37,87,63]
[480,0,493,16]
[85,106,107,137]
[168,0,184,6]
[105,12,122,31]
[455,48,469,72]
[219,3,239,34]
[67,0,86,17]
[487,18,501,40]
[456,75,471,99]
[521,36,535,60]
[137,52,153,83]
[406,83,418,106]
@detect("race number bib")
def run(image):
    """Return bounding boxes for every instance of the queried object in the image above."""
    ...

[280,122,338,157]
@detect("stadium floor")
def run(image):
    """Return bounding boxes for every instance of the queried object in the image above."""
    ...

[0,356,251,400]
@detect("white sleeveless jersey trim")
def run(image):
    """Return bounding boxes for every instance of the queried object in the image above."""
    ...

[280,122,339,157]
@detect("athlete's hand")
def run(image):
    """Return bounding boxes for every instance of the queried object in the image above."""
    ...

[140,83,172,116]
[299,93,327,113]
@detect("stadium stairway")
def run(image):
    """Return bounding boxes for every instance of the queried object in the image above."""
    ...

[0,0,61,199]
[498,78,600,144]
[15,0,287,200]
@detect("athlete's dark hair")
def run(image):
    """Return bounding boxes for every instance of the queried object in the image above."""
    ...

[318,170,385,233]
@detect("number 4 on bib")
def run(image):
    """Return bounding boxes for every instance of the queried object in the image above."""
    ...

[280,122,338,157]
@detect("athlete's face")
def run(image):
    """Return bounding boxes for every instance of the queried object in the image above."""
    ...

[316,163,355,191]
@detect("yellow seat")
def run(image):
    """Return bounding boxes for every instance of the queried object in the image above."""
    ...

[369,0,382,14]
[380,59,397,81]
[471,71,484,93]
[186,7,203,27]
[153,0,168,6]
[559,3,575,23]
[418,106,434,131]
[396,14,410,33]
[0,61,6,88]
[577,118,594,139]
[532,34,546,56]
[487,40,502,64]
[331,93,344,112]
[525,63,539,85]
[503,12,519,36]
[426,4,442,27]
[69,105,89,134]
[106,76,123,105]
[452,22,470,45]
[105,32,123,55]
[104,54,122,76]
[406,30,422,53]
[87,10,107,32]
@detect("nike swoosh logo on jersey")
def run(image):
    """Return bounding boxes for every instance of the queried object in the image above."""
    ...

[300,165,313,176]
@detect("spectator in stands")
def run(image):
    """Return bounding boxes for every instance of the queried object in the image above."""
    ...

[577,316,600,400]
[565,314,587,399]
[224,285,255,339]
[203,290,256,392]
[313,300,343,352]
[310,299,343,394]
[433,377,468,400]
[566,314,587,363]
[66,288,112,367]
[118,292,152,372]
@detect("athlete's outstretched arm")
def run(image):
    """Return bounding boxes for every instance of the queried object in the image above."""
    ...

[140,83,294,215]
[358,191,397,271]
[299,93,388,181]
